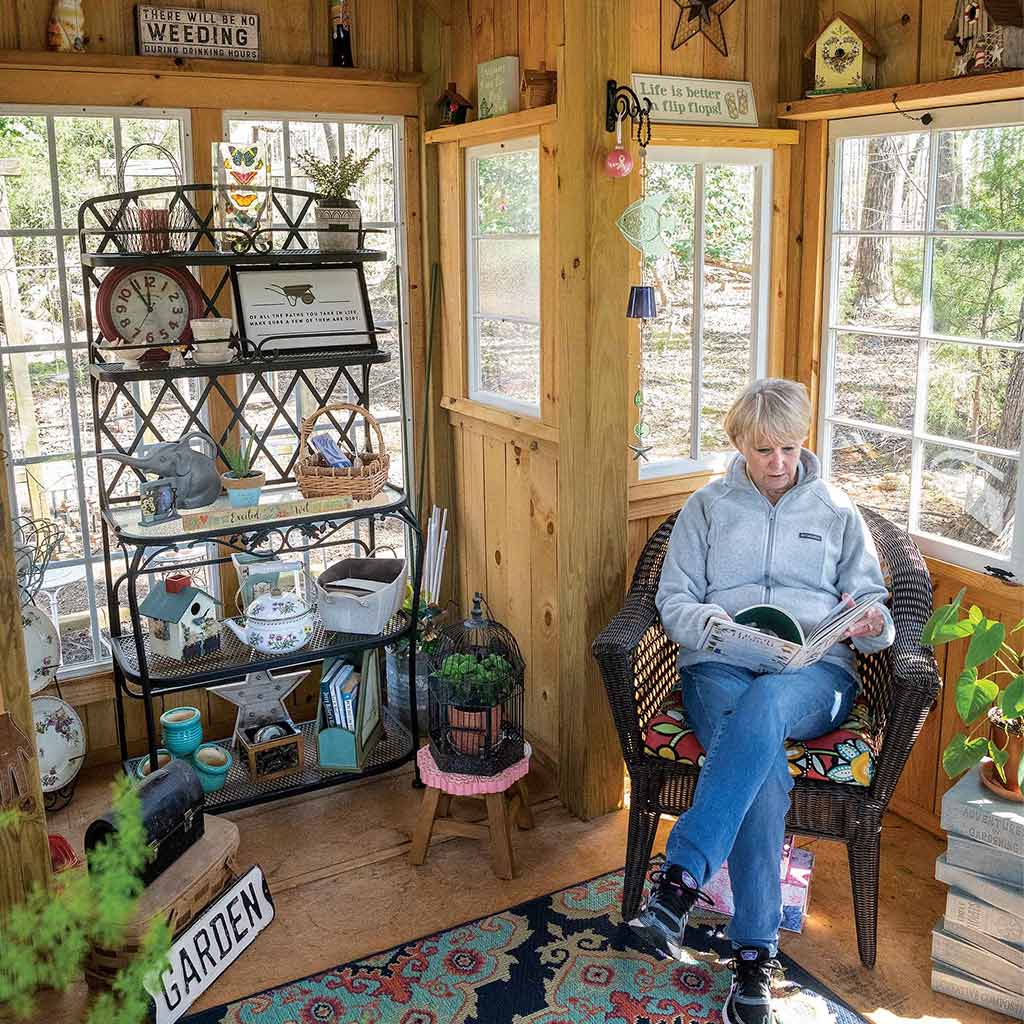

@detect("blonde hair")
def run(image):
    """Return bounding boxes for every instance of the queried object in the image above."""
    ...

[724,378,811,448]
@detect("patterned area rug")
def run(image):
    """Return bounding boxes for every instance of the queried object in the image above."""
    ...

[185,866,866,1024]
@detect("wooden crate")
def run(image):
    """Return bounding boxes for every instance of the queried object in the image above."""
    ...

[85,815,240,990]
[238,721,304,782]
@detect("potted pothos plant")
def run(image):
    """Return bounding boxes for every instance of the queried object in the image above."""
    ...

[437,652,513,756]
[294,147,379,252]
[220,435,264,509]
[923,587,1024,801]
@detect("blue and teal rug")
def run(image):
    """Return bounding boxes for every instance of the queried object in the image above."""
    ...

[186,866,866,1024]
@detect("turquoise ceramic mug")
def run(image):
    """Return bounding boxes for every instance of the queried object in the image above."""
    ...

[191,742,232,793]
[160,706,203,758]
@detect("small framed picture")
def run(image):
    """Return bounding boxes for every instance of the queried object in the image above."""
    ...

[231,264,379,357]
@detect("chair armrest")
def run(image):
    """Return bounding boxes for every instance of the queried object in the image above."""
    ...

[592,590,679,767]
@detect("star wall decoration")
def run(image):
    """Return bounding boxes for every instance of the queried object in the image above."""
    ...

[671,0,738,58]
[208,668,309,749]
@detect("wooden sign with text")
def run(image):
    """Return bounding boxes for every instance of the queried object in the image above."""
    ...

[632,74,758,128]
[136,5,260,62]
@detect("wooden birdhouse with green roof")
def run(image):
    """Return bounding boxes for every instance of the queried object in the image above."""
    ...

[804,13,883,96]
[139,573,221,661]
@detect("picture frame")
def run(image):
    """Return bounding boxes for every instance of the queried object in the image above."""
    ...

[231,264,380,357]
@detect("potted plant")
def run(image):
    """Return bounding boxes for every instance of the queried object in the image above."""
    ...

[220,435,265,509]
[923,588,1024,801]
[437,652,513,756]
[386,598,445,731]
[294,147,379,252]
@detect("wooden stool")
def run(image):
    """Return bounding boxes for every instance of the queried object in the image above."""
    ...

[410,743,533,879]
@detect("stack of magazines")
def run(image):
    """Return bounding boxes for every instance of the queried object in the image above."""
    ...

[320,661,360,730]
[931,767,1023,1019]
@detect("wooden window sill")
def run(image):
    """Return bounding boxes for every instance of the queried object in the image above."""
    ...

[425,105,557,146]
[441,395,558,444]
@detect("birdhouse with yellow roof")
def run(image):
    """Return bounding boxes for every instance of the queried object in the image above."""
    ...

[804,13,883,96]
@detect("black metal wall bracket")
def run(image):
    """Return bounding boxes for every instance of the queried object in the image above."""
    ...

[606,79,653,144]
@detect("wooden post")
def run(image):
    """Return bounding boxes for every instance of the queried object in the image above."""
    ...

[556,0,631,818]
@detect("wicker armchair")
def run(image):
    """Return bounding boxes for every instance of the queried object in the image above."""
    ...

[592,506,941,968]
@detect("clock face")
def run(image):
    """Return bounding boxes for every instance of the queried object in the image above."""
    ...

[96,266,204,349]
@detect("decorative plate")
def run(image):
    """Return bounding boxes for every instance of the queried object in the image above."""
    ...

[22,603,60,696]
[32,696,86,793]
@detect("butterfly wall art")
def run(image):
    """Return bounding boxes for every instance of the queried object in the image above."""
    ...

[213,141,273,252]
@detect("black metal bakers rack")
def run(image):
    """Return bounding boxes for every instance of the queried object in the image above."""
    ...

[79,184,424,812]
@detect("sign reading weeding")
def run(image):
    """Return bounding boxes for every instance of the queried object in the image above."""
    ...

[631,74,758,128]
[136,5,260,62]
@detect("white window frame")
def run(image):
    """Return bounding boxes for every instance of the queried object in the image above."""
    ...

[640,145,774,480]
[821,99,1024,576]
[465,136,541,418]
[0,104,192,679]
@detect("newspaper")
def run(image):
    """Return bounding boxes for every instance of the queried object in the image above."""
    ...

[697,594,884,674]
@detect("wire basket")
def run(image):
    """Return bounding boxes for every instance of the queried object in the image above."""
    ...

[12,515,63,607]
[295,403,390,501]
[108,143,193,253]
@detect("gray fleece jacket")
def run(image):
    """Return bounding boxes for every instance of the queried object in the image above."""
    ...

[655,449,895,678]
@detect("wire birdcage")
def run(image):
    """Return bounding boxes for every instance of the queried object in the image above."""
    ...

[426,592,525,776]
[12,515,63,607]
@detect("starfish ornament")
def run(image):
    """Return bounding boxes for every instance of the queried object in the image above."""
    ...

[671,0,738,58]
[208,668,309,749]
[629,442,654,463]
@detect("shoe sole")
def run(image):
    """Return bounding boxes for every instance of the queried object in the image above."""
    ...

[627,916,687,962]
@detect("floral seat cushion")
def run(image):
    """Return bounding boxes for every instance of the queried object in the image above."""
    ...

[643,690,879,787]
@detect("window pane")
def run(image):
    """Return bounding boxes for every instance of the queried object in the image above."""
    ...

[932,239,1024,342]
[477,237,540,319]
[829,426,912,530]
[936,125,1024,232]
[364,227,398,324]
[14,458,94,560]
[36,561,98,667]
[1,238,62,348]
[119,118,185,190]
[838,133,929,233]
[833,332,917,429]
[920,443,1015,555]
[345,123,396,225]
[476,149,539,234]
[477,319,540,406]
[0,115,53,228]
[927,342,1023,448]
[54,116,116,228]
[834,235,923,332]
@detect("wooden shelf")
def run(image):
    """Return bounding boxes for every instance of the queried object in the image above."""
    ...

[778,69,1024,121]
[424,105,558,145]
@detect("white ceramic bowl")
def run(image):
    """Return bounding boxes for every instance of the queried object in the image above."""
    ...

[189,317,233,341]
[191,341,234,365]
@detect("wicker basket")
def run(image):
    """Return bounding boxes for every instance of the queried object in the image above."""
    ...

[295,402,390,501]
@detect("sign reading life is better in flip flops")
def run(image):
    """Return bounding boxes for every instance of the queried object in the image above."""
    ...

[632,74,758,128]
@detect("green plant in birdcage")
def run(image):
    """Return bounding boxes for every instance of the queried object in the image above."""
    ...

[438,652,514,707]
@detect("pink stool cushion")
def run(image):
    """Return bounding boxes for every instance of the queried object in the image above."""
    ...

[417,743,532,795]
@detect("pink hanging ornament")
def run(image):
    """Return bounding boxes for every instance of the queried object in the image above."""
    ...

[605,115,634,178]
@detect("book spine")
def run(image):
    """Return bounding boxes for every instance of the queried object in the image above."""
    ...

[936,856,1024,920]
[932,930,1023,994]
[944,917,1024,970]
[947,834,1024,889]
[319,679,337,728]
[946,890,1024,945]
[931,964,1024,1019]
[941,805,1024,858]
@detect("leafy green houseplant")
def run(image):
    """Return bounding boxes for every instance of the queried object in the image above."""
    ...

[923,587,1024,800]
[220,435,264,509]
[436,652,514,756]
[294,148,379,252]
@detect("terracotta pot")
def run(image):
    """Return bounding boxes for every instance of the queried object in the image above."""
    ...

[980,713,1024,803]
[448,704,502,755]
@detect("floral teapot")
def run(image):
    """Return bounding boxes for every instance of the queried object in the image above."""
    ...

[226,560,316,654]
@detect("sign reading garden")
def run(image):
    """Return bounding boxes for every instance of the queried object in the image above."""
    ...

[135,5,260,62]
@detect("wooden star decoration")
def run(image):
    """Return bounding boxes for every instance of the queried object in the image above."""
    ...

[208,668,309,749]
[671,0,738,58]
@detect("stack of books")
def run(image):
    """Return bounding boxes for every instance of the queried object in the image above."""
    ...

[320,661,360,730]
[931,767,1023,1019]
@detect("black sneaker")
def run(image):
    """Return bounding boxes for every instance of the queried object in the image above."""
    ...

[724,947,783,1024]
[629,864,713,959]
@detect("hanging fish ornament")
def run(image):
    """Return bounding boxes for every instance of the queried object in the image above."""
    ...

[616,192,677,258]
[47,0,87,52]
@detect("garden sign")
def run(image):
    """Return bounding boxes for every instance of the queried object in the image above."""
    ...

[135,5,260,61]
[631,74,758,127]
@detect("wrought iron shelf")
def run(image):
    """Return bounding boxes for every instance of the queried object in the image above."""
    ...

[123,709,415,815]
[103,484,408,547]
[80,247,387,268]
[111,611,412,691]
[89,348,391,382]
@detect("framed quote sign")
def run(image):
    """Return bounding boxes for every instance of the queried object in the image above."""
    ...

[135,6,260,62]
[232,265,379,356]
[631,74,758,128]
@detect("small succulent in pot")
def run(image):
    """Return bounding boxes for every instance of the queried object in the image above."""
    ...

[220,434,265,509]
[294,147,379,252]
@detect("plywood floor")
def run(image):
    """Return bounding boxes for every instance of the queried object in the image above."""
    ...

[30,762,994,1024]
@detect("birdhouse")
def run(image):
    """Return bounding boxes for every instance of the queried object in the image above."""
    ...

[139,574,221,662]
[437,82,473,126]
[804,13,883,96]
[946,1,1024,76]
[520,63,558,109]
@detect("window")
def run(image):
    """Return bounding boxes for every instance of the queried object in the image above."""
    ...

[466,138,541,415]
[822,100,1024,574]
[639,147,773,478]
[225,112,412,561]
[0,106,190,675]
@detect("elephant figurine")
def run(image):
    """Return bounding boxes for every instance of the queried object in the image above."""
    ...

[98,433,222,510]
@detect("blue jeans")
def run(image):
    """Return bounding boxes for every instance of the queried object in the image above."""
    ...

[664,660,859,956]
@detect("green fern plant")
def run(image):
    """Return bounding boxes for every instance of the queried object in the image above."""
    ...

[294,148,379,204]
[0,775,170,1023]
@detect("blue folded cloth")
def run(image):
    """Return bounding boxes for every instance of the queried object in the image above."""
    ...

[310,434,353,468]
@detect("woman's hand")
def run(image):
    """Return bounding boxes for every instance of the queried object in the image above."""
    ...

[839,592,884,640]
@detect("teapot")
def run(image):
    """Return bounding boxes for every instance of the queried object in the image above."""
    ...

[225,560,316,654]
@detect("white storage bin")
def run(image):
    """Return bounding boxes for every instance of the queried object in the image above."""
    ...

[316,553,407,635]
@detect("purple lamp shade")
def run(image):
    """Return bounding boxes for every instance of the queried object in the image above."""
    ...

[626,285,657,319]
